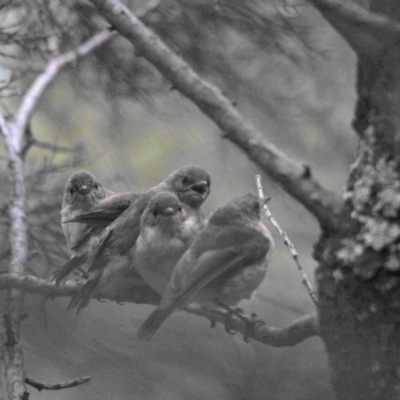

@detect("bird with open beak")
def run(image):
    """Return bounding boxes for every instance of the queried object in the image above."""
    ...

[66,165,211,313]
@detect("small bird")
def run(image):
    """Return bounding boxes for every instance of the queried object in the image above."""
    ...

[134,191,201,294]
[55,171,141,284]
[67,165,211,313]
[61,170,115,254]
[137,193,274,340]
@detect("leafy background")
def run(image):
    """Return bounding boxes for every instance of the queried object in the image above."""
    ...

[0,1,357,399]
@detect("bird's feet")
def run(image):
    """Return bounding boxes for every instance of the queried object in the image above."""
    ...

[215,302,264,342]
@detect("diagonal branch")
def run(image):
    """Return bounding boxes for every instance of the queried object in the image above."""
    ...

[14,30,116,148]
[88,0,349,231]
[0,273,319,347]
[307,0,400,58]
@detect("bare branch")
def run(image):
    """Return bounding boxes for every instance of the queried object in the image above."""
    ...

[14,30,116,141]
[0,273,319,347]
[255,175,318,305]
[20,125,81,159]
[32,139,78,154]
[0,114,28,400]
[87,0,349,232]
[190,308,320,347]
[2,338,27,400]
[0,273,161,305]
[307,0,400,58]
[26,375,90,391]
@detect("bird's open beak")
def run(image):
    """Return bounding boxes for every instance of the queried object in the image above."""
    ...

[190,181,210,199]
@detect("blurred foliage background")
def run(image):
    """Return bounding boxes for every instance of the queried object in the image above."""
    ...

[0,0,358,399]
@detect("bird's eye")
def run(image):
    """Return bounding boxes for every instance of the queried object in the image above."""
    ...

[68,187,74,195]
[94,183,99,190]
[153,209,158,217]
[182,177,189,185]
[178,205,182,212]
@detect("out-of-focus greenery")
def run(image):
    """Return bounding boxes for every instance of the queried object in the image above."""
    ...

[0,1,359,399]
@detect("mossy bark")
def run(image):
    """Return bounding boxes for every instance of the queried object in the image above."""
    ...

[315,2,400,398]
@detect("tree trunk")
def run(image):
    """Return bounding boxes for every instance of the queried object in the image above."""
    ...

[315,1,400,398]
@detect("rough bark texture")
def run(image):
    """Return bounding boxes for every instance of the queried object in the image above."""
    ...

[313,1,400,399]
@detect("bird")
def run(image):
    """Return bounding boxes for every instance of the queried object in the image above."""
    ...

[134,191,202,295]
[137,193,274,340]
[66,165,211,313]
[54,171,141,284]
[61,170,115,254]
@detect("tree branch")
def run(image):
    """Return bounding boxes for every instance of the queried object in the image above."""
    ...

[26,375,90,391]
[0,273,319,347]
[0,273,161,304]
[191,307,319,346]
[307,0,400,58]
[0,114,28,400]
[255,175,318,305]
[14,30,116,144]
[87,0,348,232]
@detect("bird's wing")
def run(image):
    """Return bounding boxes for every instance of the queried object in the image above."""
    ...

[52,253,88,284]
[138,228,269,340]
[63,192,142,228]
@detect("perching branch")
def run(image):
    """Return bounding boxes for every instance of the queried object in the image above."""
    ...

[88,0,349,232]
[190,308,319,347]
[0,274,161,305]
[307,0,400,58]
[0,273,319,347]
[26,375,91,391]
[255,175,318,305]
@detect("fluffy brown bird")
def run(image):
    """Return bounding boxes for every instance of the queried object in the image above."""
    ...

[134,191,201,294]
[137,193,273,340]
[61,170,115,254]
[54,171,141,284]
[67,165,211,313]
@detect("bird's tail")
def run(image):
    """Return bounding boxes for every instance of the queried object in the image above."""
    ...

[67,276,100,314]
[137,308,172,340]
[52,254,88,285]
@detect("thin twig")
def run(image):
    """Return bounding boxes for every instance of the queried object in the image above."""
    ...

[255,175,318,305]
[26,376,91,391]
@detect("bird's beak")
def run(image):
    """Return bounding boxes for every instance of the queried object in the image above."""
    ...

[190,181,210,198]
[164,207,177,216]
[79,185,90,194]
